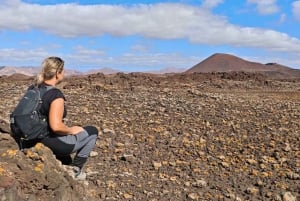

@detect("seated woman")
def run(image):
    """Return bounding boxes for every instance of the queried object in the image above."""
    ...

[36,56,98,180]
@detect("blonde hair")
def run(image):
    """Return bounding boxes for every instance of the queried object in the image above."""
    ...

[36,57,64,86]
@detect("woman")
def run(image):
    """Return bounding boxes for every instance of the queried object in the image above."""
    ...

[37,56,98,180]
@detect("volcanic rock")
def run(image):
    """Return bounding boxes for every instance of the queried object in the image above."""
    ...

[0,72,299,200]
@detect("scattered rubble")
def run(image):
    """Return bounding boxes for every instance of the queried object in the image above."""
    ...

[0,72,299,200]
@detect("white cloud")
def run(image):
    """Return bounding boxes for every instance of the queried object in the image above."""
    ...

[73,46,105,56]
[0,48,49,63]
[130,44,151,53]
[247,0,279,15]
[292,1,300,20]
[0,1,300,55]
[0,48,51,66]
[66,46,106,65]
[279,13,286,23]
[66,46,200,70]
[201,0,224,9]
[0,44,199,70]
[0,0,22,6]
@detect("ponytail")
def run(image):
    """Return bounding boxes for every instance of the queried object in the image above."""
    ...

[35,57,64,86]
[35,73,44,86]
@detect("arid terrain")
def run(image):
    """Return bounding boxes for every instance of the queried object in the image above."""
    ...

[0,72,299,201]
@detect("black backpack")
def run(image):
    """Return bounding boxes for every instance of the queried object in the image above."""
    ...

[10,85,53,145]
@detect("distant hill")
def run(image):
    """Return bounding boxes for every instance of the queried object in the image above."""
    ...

[145,67,186,74]
[0,66,186,77]
[185,53,300,79]
[2,54,300,79]
[84,67,186,75]
[0,66,39,76]
[85,67,121,75]
[0,66,82,77]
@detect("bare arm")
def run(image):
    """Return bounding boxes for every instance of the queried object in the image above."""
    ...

[48,98,84,135]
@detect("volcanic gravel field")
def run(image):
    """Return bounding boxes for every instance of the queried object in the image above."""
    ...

[0,72,299,201]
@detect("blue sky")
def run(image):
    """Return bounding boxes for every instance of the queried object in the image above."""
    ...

[0,0,300,72]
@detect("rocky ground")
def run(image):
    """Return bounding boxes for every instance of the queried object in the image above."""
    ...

[0,72,299,201]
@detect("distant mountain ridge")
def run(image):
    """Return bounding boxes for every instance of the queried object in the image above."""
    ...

[84,67,185,75]
[145,67,187,74]
[1,53,300,79]
[0,66,83,77]
[0,66,186,76]
[84,68,117,75]
[0,66,40,76]
[185,53,300,79]
[186,53,295,72]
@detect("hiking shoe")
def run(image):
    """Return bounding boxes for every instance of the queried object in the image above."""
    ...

[62,165,73,172]
[73,166,87,181]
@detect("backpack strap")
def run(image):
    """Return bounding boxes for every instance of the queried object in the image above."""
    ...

[31,85,55,121]
[38,85,55,98]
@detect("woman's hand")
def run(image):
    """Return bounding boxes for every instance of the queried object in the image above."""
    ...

[69,126,84,135]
